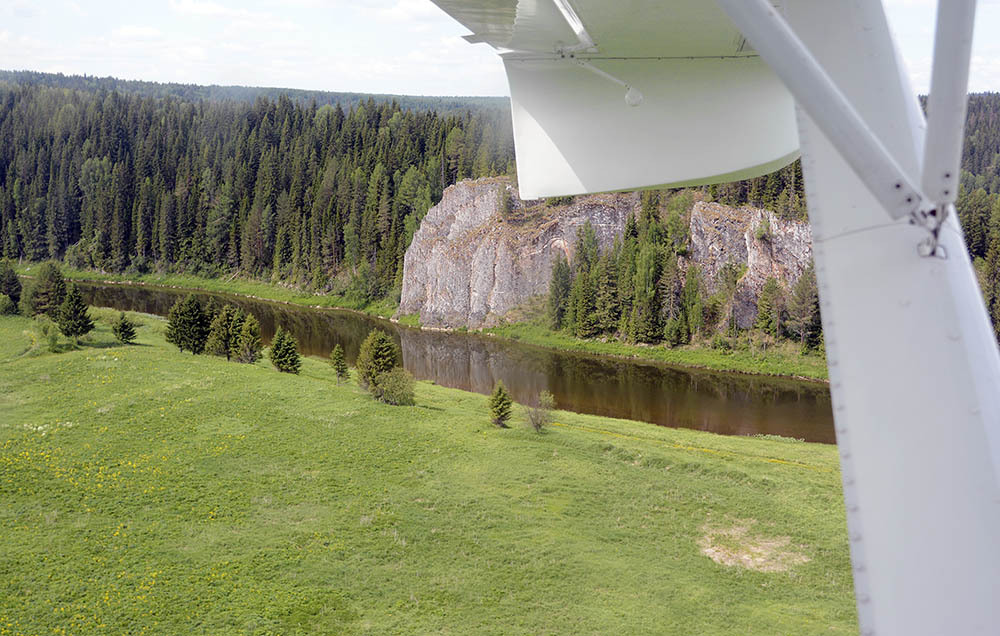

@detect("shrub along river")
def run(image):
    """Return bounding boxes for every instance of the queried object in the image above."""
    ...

[79,281,835,443]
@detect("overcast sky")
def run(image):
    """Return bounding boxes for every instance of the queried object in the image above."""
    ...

[2,0,999,96]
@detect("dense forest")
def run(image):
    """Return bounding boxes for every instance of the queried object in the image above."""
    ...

[0,70,508,115]
[0,80,514,301]
[548,93,1000,347]
[1,73,999,338]
[547,190,823,351]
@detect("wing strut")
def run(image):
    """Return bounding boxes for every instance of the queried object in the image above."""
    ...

[919,1,977,249]
[714,0,923,222]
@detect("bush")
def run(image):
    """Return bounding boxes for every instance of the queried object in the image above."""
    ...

[754,216,772,242]
[356,329,400,390]
[525,390,555,432]
[710,334,732,351]
[0,293,16,316]
[269,326,301,374]
[112,312,137,345]
[489,381,513,428]
[372,367,415,405]
[34,315,59,352]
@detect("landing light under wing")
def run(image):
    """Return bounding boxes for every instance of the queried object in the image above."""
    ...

[431,0,799,199]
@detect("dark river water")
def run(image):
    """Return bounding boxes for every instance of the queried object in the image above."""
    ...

[79,281,835,443]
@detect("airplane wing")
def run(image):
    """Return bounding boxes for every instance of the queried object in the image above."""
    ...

[431,0,799,199]
[431,2,1000,635]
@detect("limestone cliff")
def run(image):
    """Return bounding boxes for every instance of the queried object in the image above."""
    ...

[398,178,637,329]
[687,201,813,328]
[399,179,813,332]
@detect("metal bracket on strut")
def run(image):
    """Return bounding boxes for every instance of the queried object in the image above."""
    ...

[911,203,951,259]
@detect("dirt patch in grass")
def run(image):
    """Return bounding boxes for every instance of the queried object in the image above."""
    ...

[698,520,810,573]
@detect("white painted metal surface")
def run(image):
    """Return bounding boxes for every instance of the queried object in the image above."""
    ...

[430,0,801,198]
[782,3,1000,633]
[716,0,922,220]
[922,0,978,204]
[430,1,1000,634]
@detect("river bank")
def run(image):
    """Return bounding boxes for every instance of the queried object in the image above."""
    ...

[0,310,854,634]
[13,263,827,381]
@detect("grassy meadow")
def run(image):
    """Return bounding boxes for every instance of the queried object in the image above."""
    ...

[0,310,855,634]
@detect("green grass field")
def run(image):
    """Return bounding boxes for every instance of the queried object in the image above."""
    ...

[0,310,855,635]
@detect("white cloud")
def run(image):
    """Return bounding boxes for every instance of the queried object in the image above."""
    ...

[167,0,265,21]
[112,25,162,39]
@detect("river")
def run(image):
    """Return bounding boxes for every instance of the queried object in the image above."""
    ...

[78,281,835,443]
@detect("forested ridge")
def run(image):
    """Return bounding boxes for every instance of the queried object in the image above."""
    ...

[2,73,1000,334]
[0,69,509,114]
[0,80,514,302]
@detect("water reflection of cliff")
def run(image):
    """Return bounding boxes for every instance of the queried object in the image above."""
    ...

[79,281,834,443]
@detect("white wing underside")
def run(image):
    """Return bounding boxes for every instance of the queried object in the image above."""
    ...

[432,0,799,199]
[430,1,1000,635]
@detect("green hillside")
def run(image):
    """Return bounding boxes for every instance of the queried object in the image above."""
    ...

[0,310,856,634]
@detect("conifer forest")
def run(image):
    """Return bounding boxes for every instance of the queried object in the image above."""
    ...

[1,74,1000,336]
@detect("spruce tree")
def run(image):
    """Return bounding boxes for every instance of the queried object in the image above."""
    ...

[330,343,349,383]
[356,329,400,390]
[111,312,137,344]
[24,261,66,317]
[205,305,244,360]
[235,314,262,364]
[165,294,210,354]
[755,277,785,338]
[57,283,94,341]
[548,254,571,330]
[786,266,820,348]
[269,326,301,374]
[0,259,21,307]
[574,272,600,338]
[489,381,513,428]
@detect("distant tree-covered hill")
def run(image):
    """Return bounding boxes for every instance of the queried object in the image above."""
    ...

[0,80,514,301]
[1,71,999,333]
[0,69,509,115]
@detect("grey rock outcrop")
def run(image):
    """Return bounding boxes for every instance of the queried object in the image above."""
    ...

[398,177,637,329]
[687,201,813,328]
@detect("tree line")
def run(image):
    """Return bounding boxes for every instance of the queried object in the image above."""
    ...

[0,82,514,303]
[547,189,820,350]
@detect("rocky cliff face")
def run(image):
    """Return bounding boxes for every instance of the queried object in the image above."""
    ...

[398,178,637,329]
[399,180,813,331]
[687,201,813,328]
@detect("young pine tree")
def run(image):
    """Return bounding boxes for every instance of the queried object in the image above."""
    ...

[755,277,785,338]
[330,343,349,383]
[111,312,137,345]
[489,381,513,428]
[165,295,210,354]
[269,326,301,374]
[57,283,94,341]
[0,259,21,308]
[205,305,245,360]
[548,254,572,330]
[786,266,821,349]
[25,261,67,317]
[356,329,400,390]
[235,314,262,364]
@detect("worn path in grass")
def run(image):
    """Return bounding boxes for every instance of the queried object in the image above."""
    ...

[0,310,856,635]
